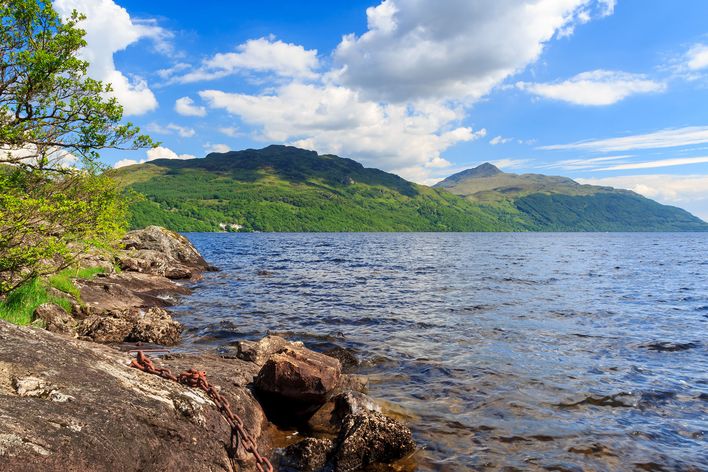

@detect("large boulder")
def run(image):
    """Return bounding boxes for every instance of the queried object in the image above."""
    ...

[235,335,303,367]
[254,346,341,405]
[119,226,213,279]
[0,320,270,472]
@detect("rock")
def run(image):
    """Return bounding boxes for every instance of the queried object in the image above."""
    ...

[76,272,191,317]
[280,438,334,472]
[128,307,183,346]
[119,226,213,279]
[235,335,303,367]
[335,374,369,394]
[0,320,269,472]
[322,347,360,372]
[255,346,341,405]
[307,392,381,439]
[77,307,183,345]
[32,304,75,336]
[333,412,416,471]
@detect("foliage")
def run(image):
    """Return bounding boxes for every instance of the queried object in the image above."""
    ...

[0,265,104,325]
[0,0,154,171]
[0,167,126,291]
[0,1,154,294]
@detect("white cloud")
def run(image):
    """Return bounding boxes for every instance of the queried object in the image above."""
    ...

[545,155,634,170]
[204,143,230,154]
[541,126,708,152]
[146,123,195,138]
[199,84,484,180]
[114,158,140,168]
[54,0,163,115]
[490,135,512,145]
[595,156,708,171]
[578,174,708,221]
[218,127,240,137]
[174,97,207,117]
[332,0,613,103]
[113,146,196,168]
[686,43,708,71]
[175,37,319,84]
[516,70,666,105]
[146,146,196,161]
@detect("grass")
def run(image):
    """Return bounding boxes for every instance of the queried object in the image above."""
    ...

[0,266,106,326]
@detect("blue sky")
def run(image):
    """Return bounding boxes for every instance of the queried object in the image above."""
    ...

[53,0,708,220]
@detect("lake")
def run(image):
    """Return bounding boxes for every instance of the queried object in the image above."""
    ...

[174,232,707,471]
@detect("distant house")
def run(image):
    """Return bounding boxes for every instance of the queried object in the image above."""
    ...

[218,223,243,232]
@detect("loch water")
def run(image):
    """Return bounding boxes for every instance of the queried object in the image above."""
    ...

[175,232,707,471]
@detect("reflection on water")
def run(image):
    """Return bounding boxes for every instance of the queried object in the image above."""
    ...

[173,232,708,471]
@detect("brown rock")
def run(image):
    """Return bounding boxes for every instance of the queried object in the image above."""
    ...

[32,304,75,336]
[333,412,416,472]
[0,320,270,472]
[255,346,341,405]
[128,307,183,346]
[76,310,136,343]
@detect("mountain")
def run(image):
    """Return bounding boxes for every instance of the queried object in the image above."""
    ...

[109,146,707,232]
[110,145,518,232]
[434,163,707,231]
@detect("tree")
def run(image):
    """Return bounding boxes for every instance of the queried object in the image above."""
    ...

[0,0,155,292]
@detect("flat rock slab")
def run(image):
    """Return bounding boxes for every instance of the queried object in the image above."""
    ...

[0,321,269,472]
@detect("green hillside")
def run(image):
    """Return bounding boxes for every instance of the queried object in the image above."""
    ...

[110,146,520,232]
[109,145,708,232]
[435,163,707,231]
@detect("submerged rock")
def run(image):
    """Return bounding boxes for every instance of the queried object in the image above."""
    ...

[280,438,334,472]
[333,411,416,471]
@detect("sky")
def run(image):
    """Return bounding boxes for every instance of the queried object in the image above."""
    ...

[52,0,708,220]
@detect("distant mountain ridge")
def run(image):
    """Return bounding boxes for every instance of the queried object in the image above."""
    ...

[110,146,707,232]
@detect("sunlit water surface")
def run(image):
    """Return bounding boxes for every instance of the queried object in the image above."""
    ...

[173,233,707,471]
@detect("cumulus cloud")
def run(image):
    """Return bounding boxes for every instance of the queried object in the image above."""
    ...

[685,43,708,71]
[146,122,195,138]
[54,0,164,115]
[218,127,240,137]
[174,37,319,84]
[541,126,708,152]
[113,146,195,168]
[516,70,666,105]
[578,174,708,221]
[175,97,207,117]
[199,84,485,180]
[332,0,612,103]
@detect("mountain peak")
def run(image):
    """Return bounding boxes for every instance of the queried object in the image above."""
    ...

[434,162,503,188]
[469,162,502,177]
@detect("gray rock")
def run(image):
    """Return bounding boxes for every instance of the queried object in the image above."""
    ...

[119,226,212,278]
[333,412,416,472]
[236,335,303,367]
[77,307,183,345]
[32,304,75,336]
[280,438,334,472]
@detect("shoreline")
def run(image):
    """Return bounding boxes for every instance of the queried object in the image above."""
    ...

[0,226,417,471]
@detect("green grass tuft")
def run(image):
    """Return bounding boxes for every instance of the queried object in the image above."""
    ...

[0,266,106,326]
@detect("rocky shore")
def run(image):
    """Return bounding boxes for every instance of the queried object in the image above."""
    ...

[0,226,416,471]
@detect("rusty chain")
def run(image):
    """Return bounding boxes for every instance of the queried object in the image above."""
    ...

[130,350,274,472]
